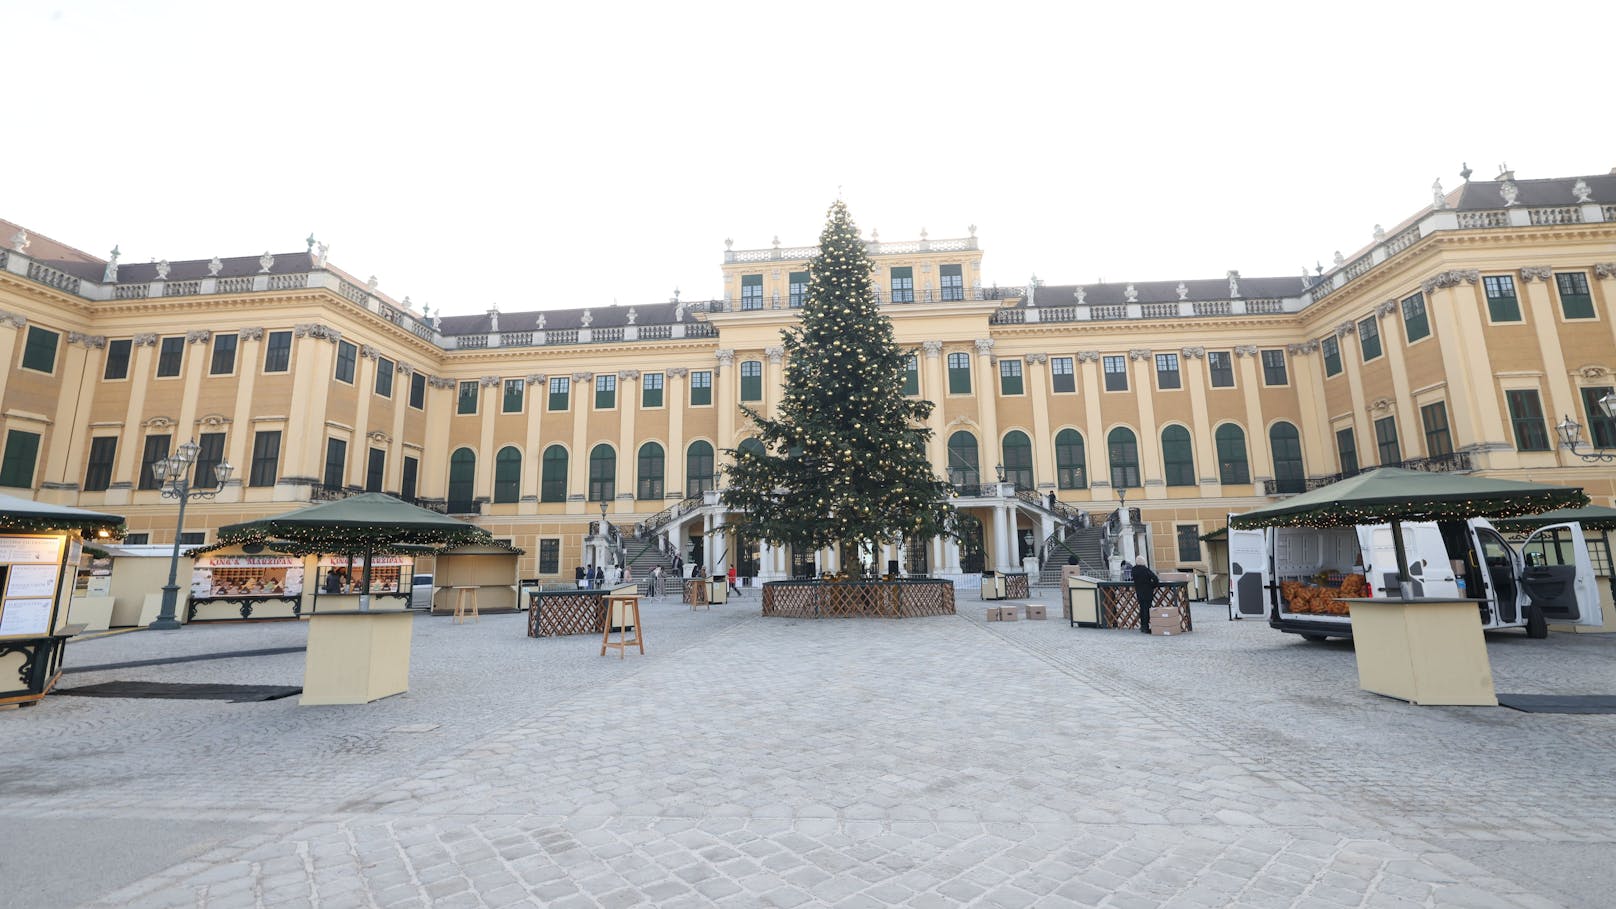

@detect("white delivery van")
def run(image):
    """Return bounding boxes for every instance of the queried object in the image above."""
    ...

[1228,516,1602,641]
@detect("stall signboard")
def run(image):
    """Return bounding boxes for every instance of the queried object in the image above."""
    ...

[191,555,305,598]
[0,533,68,640]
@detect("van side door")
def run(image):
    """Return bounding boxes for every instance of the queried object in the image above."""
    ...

[1228,522,1270,619]
[1517,522,1601,627]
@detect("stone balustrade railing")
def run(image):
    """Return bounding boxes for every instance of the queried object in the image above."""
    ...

[991,297,1293,325]
[724,234,979,263]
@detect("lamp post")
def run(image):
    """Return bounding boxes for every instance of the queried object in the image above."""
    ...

[150,439,232,630]
[1558,394,1616,463]
[994,463,1006,484]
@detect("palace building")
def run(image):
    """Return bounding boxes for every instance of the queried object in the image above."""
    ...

[2,167,1614,586]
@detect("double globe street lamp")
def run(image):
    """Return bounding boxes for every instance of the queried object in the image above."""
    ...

[150,439,232,630]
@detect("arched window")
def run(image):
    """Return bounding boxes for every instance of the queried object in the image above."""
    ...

[738,438,766,460]
[540,445,568,502]
[447,448,476,512]
[1054,429,1086,489]
[947,431,979,486]
[1107,428,1140,488]
[636,442,664,500]
[1216,424,1250,485]
[687,441,715,495]
[493,446,521,503]
[588,444,615,502]
[1002,430,1033,489]
[1161,425,1195,487]
[1270,422,1305,494]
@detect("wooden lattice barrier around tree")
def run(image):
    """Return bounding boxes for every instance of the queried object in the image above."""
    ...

[1004,574,1030,598]
[527,590,608,637]
[761,580,955,619]
[1097,582,1191,631]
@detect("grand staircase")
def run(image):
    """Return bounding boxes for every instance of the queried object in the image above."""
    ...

[1037,525,1106,587]
[623,535,677,595]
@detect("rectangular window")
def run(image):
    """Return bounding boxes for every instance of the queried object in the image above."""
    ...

[0,430,41,487]
[1208,351,1234,388]
[503,378,524,413]
[690,371,712,405]
[890,266,914,303]
[401,455,419,500]
[642,372,664,408]
[1556,272,1595,319]
[1155,353,1181,390]
[366,447,385,493]
[940,264,964,301]
[1583,386,1616,448]
[409,372,426,409]
[595,373,617,409]
[1336,428,1359,476]
[902,355,919,396]
[947,352,971,394]
[1321,336,1341,376]
[538,539,560,575]
[1176,525,1201,564]
[138,434,172,490]
[104,339,131,380]
[375,357,394,397]
[1506,389,1551,451]
[459,380,481,414]
[547,377,569,411]
[740,274,763,310]
[123,533,149,545]
[1483,275,1522,322]
[334,340,357,383]
[21,326,59,373]
[1261,349,1288,386]
[84,436,118,492]
[263,330,292,372]
[999,359,1024,396]
[1051,357,1075,393]
[1103,355,1128,391]
[1401,292,1430,342]
[739,361,762,402]
[324,438,348,489]
[207,333,238,375]
[156,336,185,377]
[177,531,206,546]
[1374,417,1400,466]
[193,432,226,489]
[1358,317,1381,361]
[1421,402,1453,458]
[249,431,281,487]
[788,271,810,308]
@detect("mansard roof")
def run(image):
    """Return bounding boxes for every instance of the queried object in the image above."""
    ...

[436,301,687,335]
[1033,276,1309,307]
[1455,173,1616,209]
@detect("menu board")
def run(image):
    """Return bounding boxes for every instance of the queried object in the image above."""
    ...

[0,534,67,640]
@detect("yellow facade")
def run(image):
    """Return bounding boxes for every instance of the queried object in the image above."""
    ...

[2,169,1614,582]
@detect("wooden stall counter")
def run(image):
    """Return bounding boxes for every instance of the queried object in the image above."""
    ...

[1341,597,1497,706]
[300,609,414,706]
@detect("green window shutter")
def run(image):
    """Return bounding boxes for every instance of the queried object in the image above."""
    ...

[0,430,41,487]
[21,327,58,373]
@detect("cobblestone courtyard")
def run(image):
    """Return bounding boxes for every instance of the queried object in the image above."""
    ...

[2,593,1613,908]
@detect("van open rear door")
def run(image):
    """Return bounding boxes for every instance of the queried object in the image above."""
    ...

[1228,519,1269,619]
[1517,522,1602,627]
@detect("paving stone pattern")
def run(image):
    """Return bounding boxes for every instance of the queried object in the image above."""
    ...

[3,593,1610,907]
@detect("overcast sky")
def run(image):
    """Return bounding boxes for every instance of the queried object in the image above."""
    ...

[9,1,1613,316]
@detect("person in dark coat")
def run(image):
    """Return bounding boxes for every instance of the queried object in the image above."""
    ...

[1130,561,1159,633]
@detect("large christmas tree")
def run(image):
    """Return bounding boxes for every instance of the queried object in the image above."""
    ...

[721,201,956,571]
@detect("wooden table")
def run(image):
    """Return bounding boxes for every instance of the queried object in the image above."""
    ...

[450,585,480,623]
[300,610,414,705]
[601,593,644,659]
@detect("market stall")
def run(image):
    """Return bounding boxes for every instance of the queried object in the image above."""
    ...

[310,553,414,613]
[186,548,305,621]
[430,541,523,615]
[0,494,124,706]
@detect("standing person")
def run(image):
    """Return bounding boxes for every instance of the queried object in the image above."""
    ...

[1130,560,1159,633]
[650,564,662,598]
[623,563,633,586]
[727,564,741,597]
[324,566,346,594]
[672,553,684,579]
